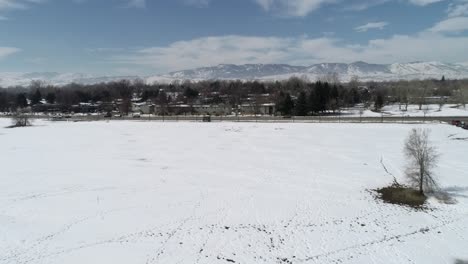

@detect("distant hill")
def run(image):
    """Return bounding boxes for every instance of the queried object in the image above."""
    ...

[149,61,468,83]
[2,61,468,87]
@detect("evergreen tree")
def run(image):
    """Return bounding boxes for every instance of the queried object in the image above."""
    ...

[329,84,340,112]
[140,90,150,102]
[183,87,199,99]
[278,93,294,116]
[16,93,28,108]
[330,84,339,100]
[315,81,330,113]
[101,90,112,102]
[250,81,266,94]
[308,88,318,114]
[350,87,360,105]
[140,89,159,102]
[30,89,42,105]
[0,92,7,112]
[75,90,91,103]
[295,91,308,116]
[374,93,384,111]
[322,82,331,111]
[157,90,169,115]
[275,91,285,114]
[46,92,56,104]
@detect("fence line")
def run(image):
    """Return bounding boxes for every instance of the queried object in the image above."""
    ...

[4,114,463,124]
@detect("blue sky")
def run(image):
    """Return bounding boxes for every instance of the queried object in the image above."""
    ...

[1,0,468,75]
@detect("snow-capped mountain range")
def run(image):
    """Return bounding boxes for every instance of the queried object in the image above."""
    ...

[153,61,468,83]
[0,72,141,87]
[2,61,468,87]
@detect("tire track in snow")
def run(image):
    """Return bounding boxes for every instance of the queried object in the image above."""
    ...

[0,186,118,212]
[296,215,465,263]
[6,213,189,264]
[195,204,229,263]
[145,195,204,264]
[1,205,148,264]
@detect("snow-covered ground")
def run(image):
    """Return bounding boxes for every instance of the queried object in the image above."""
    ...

[381,104,468,117]
[344,104,468,118]
[1,119,467,264]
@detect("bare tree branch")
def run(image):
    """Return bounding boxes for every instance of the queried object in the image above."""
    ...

[404,128,439,194]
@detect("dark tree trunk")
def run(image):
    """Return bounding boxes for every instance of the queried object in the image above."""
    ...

[419,167,424,195]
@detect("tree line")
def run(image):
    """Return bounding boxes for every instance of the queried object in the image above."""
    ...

[0,76,467,115]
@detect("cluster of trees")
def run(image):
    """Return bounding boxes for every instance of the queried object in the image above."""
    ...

[275,81,369,116]
[382,78,468,111]
[0,76,467,115]
[0,78,367,114]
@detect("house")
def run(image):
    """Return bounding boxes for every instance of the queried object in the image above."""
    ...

[192,104,232,116]
[97,101,116,113]
[132,101,155,114]
[140,104,155,114]
[71,102,99,113]
[152,103,232,116]
[31,103,67,113]
[153,104,190,115]
[154,104,191,115]
[240,103,276,115]
[423,96,451,104]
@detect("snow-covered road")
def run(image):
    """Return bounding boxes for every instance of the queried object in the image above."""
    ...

[1,120,467,263]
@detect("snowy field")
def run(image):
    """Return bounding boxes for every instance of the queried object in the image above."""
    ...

[346,104,468,118]
[381,104,468,117]
[1,119,467,264]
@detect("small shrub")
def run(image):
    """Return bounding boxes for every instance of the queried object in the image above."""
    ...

[376,184,427,208]
[9,112,32,128]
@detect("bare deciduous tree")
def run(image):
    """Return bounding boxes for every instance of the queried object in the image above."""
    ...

[359,107,364,122]
[415,81,429,110]
[459,86,467,109]
[11,112,32,127]
[438,97,445,111]
[404,128,439,195]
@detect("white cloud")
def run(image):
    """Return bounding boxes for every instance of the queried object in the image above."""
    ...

[86,47,126,53]
[255,0,273,10]
[254,0,336,17]
[252,0,450,16]
[114,36,294,72]
[0,47,20,59]
[184,0,210,7]
[345,0,449,11]
[407,0,445,5]
[429,16,468,32]
[112,32,468,73]
[344,0,390,11]
[447,0,468,17]
[0,0,47,10]
[0,0,147,12]
[0,0,28,10]
[0,0,453,17]
[403,0,447,6]
[354,21,389,32]
[126,0,145,8]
